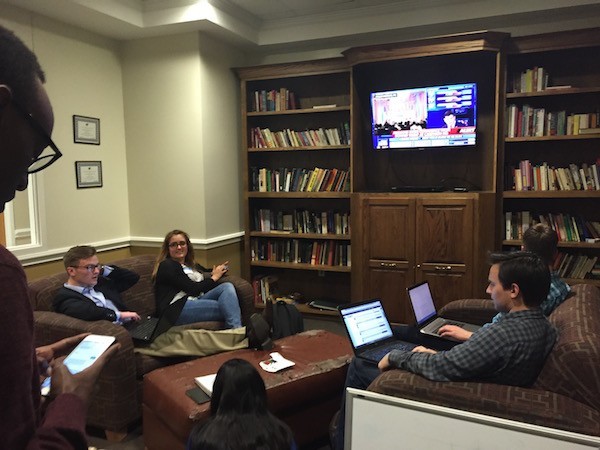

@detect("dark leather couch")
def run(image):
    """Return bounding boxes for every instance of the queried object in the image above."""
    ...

[28,254,255,439]
[368,284,600,437]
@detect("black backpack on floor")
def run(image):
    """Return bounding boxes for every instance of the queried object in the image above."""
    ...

[271,300,304,339]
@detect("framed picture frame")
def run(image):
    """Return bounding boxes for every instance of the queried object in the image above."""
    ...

[75,161,103,189]
[73,115,100,145]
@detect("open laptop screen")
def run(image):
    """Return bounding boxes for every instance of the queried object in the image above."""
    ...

[340,300,393,349]
[408,282,437,325]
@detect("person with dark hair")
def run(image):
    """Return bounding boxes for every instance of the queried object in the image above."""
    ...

[0,24,119,449]
[442,109,460,134]
[53,245,142,322]
[153,229,241,328]
[187,359,296,450]
[332,251,557,450]
[439,223,570,341]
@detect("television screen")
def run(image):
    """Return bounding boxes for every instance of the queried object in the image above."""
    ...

[370,83,477,150]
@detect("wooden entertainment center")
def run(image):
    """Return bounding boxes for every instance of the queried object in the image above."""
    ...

[236,28,600,324]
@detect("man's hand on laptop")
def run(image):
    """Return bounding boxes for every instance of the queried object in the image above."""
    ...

[438,324,472,341]
[378,353,392,371]
[412,346,437,354]
[121,311,141,322]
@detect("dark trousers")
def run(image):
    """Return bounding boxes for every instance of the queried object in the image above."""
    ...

[332,325,458,449]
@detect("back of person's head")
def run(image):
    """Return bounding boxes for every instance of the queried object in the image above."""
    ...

[0,25,45,108]
[522,223,558,266]
[489,251,550,308]
[210,358,267,415]
[63,245,97,269]
[187,359,294,450]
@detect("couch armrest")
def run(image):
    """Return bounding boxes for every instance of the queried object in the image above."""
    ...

[33,311,140,431]
[218,274,254,326]
[369,370,600,436]
[438,299,497,326]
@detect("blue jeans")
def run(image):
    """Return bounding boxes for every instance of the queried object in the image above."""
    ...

[176,282,242,329]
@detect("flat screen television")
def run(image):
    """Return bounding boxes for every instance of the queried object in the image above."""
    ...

[370,82,477,150]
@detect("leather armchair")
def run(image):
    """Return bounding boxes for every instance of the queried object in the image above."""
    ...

[29,254,255,439]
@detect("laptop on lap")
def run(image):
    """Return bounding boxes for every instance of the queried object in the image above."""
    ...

[126,297,186,344]
[339,299,417,364]
[407,281,480,341]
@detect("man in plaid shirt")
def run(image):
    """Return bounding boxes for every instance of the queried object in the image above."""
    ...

[379,252,557,384]
[332,251,557,449]
[439,223,569,342]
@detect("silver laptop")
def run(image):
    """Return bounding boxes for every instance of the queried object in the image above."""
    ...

[407,281,480,340]
[339,299,416,364]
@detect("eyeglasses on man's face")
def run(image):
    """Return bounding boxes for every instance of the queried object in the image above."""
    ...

[72,264,103,273]
[169,241,187,248]
[12,101,63,174]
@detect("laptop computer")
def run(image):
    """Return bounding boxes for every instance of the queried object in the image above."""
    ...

[407,281,480,340]
[126,297,186,344]
[339,299,417,364]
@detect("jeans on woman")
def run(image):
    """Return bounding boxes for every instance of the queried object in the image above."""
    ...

[176,282,242,329]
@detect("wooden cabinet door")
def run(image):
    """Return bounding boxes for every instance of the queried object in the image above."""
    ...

[415,198,474,309]
[359,196,415,323]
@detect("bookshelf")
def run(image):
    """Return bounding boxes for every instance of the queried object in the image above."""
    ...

[236,59,353,315]
[502,29,600,285]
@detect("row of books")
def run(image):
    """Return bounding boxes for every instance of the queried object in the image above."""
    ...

[253,208,350,235]
[250,167,350,193]
[507,160,600,191]
[251,238,351,267]
[250,88,297,112]
[250,123,350,148]
[505,105,599,138]
[251,274,279,305]
[504,211,600,243]
[554,252,599,280]
[509,66,549,93]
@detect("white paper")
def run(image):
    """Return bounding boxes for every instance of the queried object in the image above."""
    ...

[259,352,295,373]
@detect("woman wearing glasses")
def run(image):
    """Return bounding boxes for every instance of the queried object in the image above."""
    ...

[152,229,242,328]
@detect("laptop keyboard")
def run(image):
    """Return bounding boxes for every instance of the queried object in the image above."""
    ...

[129,318,157,340]
[362,341,417,362]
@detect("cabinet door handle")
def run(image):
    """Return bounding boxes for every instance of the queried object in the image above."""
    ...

[434,265,452,271]
[380,262,397,268]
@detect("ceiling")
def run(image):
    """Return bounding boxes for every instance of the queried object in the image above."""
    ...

[3,0,600,52]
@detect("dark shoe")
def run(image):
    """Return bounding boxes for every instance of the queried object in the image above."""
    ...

[247,313,273,350]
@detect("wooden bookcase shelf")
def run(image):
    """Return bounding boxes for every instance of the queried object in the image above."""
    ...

[237,59,353,311]
[504,240,600,250]
[236,28,600,319]
[247,106,351,116]
[248,146,350,152]
[502,29,600,285]
[250,231,350,240]
[503,190,600,198]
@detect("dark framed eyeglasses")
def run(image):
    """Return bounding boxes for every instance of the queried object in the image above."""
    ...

[169,241,187,248]
[72,264,103,273]
[12,101,63,174]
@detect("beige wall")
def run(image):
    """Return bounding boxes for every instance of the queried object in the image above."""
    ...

[122,32,245,243]
[2,5,247,272]
[1,5,131,263]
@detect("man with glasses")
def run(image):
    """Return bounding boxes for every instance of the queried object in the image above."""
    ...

[0,25,118,449]
[54,245,142,323]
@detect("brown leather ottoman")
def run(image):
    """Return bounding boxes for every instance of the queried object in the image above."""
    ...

[142,329,352,450]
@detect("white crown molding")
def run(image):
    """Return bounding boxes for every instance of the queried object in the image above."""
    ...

[16,232,244,266]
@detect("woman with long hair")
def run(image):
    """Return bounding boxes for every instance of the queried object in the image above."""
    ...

[187,359,296,450]
[152,229,241,328]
